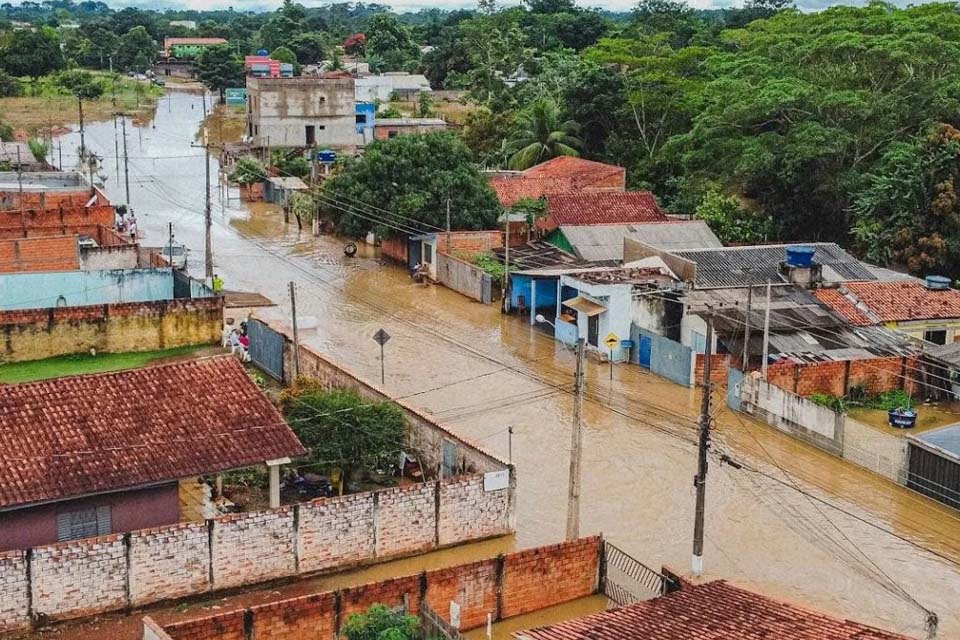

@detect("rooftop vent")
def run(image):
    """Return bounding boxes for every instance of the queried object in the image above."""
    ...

[785,245,816,268]
[924,275,951,290]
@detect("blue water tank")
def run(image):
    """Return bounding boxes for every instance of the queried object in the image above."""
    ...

[256,49,269,56]
[786,245,816,268]
[925,275,952,290]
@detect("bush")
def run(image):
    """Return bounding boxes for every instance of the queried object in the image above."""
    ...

[809,393,845,413]
[874,389,912,411]
[229,156,266,185]
[341,604,419,640]
[0,70,22,97]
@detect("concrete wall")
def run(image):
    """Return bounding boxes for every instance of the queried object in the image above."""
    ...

[374,122,447,140]
[0,484,179,551]
[0,296,223,362]
[248,76,358,148]
[436,253,493,303]
[0,268,175,310]
[152,537,601,640]
[80,244,140,270]
[0,476,513,631]
[561,276,632,362]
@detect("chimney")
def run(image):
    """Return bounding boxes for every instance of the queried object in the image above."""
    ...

[779,245,822,289]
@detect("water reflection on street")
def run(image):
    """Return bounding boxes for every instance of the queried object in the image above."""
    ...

[54,89,960,638]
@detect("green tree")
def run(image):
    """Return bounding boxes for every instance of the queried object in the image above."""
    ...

[460,11,530,105]
[286,32,327,64]
[260,0,305,51]
[695,187,771,244]
[196,44,245,101]
[507,98,581,170]
[0,70,21,97]
[461,108,516,167]
[115,26,157,72]
[228,156,266,185]
[0,27,64,79]
[57,70,104,159]
[78,21,120,69]
[282,388,407,488]
[322,132,502,239]
[365,13,420,72]
[270,45,300,74]
[340,604,419,640]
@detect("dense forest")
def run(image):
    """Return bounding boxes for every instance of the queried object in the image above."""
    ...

[3,0,960,276]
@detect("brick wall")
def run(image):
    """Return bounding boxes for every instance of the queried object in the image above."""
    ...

[438,476,511,546]
[163,610,246,640]
[375,483,437,557]
[0,236,79,273]
[298,494,375,574]
[441,231,504,257]
[212,509,297,590]
[0,204,114,235]
[150,538,603,640]
[0,551,28,631]
[500,537,601,618]
[424,558,499,630]
[129,522,210,606]
[381,236,408,264]
[694,352,730,386]
[0,297,223,363]
[31,534,127,621]
[765,356,919,398]
[249,593,336,640]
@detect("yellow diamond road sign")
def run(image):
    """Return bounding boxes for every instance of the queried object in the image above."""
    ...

[604,332,620,350]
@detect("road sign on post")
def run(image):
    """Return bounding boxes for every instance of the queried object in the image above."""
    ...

[373,328,391,386]
[604,332,620,381]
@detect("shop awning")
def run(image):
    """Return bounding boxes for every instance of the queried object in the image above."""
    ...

[562,296,606,316]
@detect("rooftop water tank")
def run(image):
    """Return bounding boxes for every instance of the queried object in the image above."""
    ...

[924,275,952,290]
[257,49,269,56]
[785,245,816,268]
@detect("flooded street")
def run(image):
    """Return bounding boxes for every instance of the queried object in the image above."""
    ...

[56,89,960,638]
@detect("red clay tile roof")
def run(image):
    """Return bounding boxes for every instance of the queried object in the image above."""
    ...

[489,157,626,208]
[0,357,305,510]
[515,580,912,640]
[545,192,667,228]
[815,281,960,324]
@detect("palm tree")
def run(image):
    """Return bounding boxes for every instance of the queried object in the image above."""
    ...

[507,98,582,170]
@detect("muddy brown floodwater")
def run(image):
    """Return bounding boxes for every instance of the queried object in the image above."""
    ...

[45,90,960,639]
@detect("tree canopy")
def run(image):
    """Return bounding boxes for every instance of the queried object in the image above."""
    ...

[321,132,502,239]
[196,44,245,100]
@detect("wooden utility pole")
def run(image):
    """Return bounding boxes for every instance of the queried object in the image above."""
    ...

[566,337,586,540]
[692,312,714,577]
[289,281,301,379]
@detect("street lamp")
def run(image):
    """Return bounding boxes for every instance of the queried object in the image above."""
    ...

[534,314,554,327]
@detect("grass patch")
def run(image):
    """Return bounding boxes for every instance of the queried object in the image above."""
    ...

[0,345,213,384]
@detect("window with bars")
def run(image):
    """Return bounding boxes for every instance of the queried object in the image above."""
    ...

[56,505,111,542]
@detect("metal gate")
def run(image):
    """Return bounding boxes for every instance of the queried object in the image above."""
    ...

[638,335,652,368]
[601,542,673,606]
[248,319,285,381]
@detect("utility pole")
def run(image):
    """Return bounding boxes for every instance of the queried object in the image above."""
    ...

[742,282,752,371]
[762,280,772,379]
[16,146,23,222]
[289,282,301,379]
[566,337,585,540]
[77,96,86,161]
[202,95,213,279]
[692,312,714,577]
[120,114,131,207]
[502,215,511,311]
[113,115,120,180]
[445,198,452,254]
[168,222,175,265]
[57,140,62,171]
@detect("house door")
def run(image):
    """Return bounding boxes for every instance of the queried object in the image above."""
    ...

[639,335,652,368]
[305,125,316,145]
[588,314,599,347]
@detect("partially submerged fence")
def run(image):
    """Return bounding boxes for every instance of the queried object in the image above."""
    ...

[600,541,674,607]
[436,253,496,304]
[733,369,909,485]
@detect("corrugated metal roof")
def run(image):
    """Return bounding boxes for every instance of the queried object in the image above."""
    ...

[560,221,721,262]
[673,243,876,289]
[928,341,960,367]
[912,423,960,459]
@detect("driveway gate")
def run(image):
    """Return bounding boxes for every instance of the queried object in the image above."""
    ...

[248,318,285,381]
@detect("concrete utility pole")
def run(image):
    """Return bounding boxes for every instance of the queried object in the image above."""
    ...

[120,114,131,207]
[502,216,511,311]
[57,140,62,171]
[289,281,301,379]
[762,280,772,379]
[692,312,714,577]
[168,222,175,265]
[77,96,86,161]
[113,115,120,180]
[446,198,452,254]
[742,282,753,371]
[566,337,586,540]
[16,146,23,221]
[202,95,213,279]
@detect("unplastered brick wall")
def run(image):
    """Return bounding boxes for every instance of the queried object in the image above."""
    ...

[129,522,210,606]
[30,534,127,622]
[0,297,223,363]
[694,352,730,386]
[212,508,297,590]
[0,474,512,632]
[501,537,601,618]
[0,204,114,233]
[766,356,919,398]
[0,551,28,631]
[153,538,603,640]
[439,475,511,546]
[375,483,437,557]
[298,493,375,574]
[0,236,79,273]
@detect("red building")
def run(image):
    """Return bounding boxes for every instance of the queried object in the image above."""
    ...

[0,357,305,551]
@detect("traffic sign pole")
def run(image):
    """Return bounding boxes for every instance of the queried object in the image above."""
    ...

[373,328,391,387]
[603,332,620,381]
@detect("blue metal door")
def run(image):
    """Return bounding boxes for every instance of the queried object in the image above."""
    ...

[639,335,653,368]
[248,319,285,381]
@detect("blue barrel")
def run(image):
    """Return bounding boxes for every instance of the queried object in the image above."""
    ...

[786,245,816,267]
[888,408,917,429]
